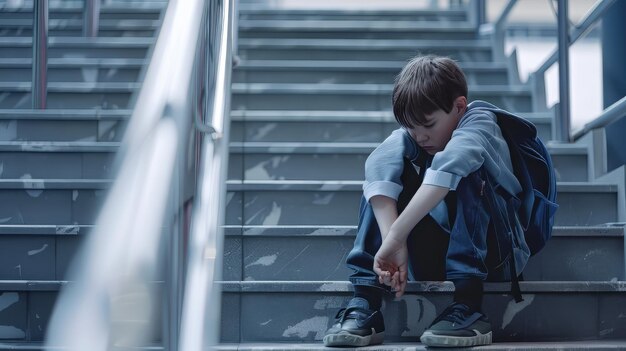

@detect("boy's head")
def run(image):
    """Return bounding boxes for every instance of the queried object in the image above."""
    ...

[392,55,468,154]
[393,55,468,128]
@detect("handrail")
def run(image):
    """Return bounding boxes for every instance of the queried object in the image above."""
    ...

[533,0,616,77]
[32,0,47,109]
[83,0,100,37]
[178,0,233,348]
[572,96,626,141]
[44,0,212,349]
[529,0,616,142]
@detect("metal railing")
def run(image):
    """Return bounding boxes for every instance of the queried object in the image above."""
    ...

[43,0,234,350]
[179,0,234,348]
[572,96,626,141]
[530,0,616,142]
[32,0,48,109]
[485,0,618,142]
[31,0,102,109]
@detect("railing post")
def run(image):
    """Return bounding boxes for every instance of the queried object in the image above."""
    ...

[32,0,48,109]
[83,0,100,37]
[556,0,571,142]
[232,0,239,60]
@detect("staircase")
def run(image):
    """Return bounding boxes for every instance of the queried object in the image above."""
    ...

[0,1,624,350]
[0,1,165,349]
[220,1,626,350]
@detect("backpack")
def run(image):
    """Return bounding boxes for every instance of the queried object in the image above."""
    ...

[468,101,559,302]
[468,100,559,255]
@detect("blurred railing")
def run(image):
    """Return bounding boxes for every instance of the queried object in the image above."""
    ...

[43,0,234,349]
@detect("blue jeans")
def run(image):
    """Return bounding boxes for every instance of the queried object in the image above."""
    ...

[347,158,525,291]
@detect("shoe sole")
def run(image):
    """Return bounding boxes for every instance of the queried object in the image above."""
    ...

[420,330,492,347]
[323,329,385,347]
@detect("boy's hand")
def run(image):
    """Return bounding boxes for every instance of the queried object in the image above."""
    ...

[373,236,408,298]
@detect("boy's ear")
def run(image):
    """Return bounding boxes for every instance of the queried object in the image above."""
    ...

[454,96,468,115]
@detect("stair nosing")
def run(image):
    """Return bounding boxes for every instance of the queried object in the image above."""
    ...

[236,60,507,71]
[224,180,618,192]
[0,179,111,189]
[0,109,132,119]
[0,141,120,152]
[220,225,624,238]
[218,280,626,293]
[0,82,140,92]
[238,38,492,49]
[231,83,531,95]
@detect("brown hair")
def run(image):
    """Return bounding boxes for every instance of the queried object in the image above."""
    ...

[392,55,468,128]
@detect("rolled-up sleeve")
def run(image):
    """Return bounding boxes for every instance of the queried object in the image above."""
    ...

[363,128,418,202]
[422,110,499,190]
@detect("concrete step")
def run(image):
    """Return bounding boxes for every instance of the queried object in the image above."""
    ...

[0,58,145,83]
[233,60,510,85]
[0,82,139,109]
[0,109,130,142]
[0,142,118,179]
[229,142,588,182]
[231,83,533,112]
[238,38,493,62]
[0,4,163,21]
[230,110,554,143]
[0,281,64,342]
[0,37,152,59]
[0,19,159,37]
[238,7,468,22]
[0,344,163,351]
[238,20,477,40]
[224,181,618,227]
[222,225,625,282]
[0,280,162,344]
[218,341,626,350]
[0,179,109,225]
[0,225,89,280]
[220,281,626,343]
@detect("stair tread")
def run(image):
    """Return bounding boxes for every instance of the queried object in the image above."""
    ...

[229,141,587,154]
[0,109,131,119]
[220,280,626,293]
[236,60,507,70]
[231,83,531,94]
[217,341,626,350]
[230,110,553,122]
[0,18,159,28]
[0,82,139,91]
[0,179,111,189]
[0,36,154,46]
[0,4,165,11]
[239,20,477,31]
[239,38,491,48]
[238,8,467,16]
[223,180,618,192]
[220,224,624,237]
[0,224,621,237]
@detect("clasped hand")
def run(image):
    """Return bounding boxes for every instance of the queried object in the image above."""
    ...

[373,235,408,298]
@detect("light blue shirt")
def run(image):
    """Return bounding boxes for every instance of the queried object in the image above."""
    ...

[363,104,522,202]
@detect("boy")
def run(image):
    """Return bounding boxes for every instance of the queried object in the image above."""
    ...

[323,55,529,347]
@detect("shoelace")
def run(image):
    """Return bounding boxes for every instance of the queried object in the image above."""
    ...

[431,303,472,326]
[335,306,370,323]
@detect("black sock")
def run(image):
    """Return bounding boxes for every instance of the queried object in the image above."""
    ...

[452,277,484,312]
[353,285,383,311]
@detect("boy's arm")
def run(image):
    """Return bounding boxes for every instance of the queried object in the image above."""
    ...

[370,195,398,240]
[373,184,449,297]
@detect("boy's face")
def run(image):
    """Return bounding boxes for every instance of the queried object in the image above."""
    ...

[405,98,466,155]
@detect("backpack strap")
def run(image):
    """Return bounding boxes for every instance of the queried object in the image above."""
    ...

[483,175,524,303]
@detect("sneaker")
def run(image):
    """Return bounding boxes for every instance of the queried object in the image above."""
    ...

[323,297,385,347]
[420,302,492,347]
